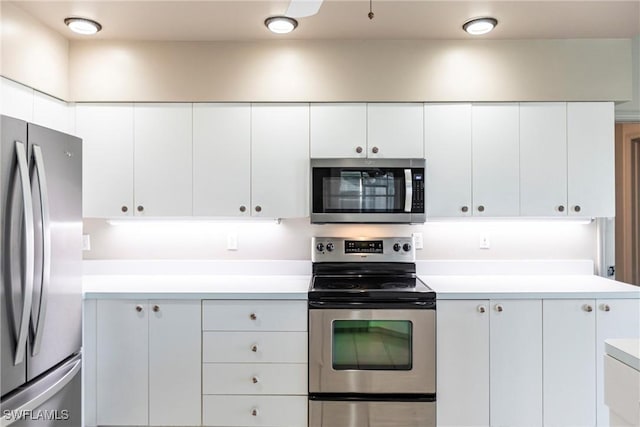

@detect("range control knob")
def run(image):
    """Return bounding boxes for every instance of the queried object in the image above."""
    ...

[316,243,325,252]
[393,243,401,252]
[403,243,412,252]
[326,242,335,252]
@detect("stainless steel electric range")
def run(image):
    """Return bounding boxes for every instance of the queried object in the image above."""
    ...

[308,237,436,427]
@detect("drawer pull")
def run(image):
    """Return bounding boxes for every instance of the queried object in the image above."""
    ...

[601,304,611,312]
[477,305,486,314]
[251,408,259,417]
[495,304,503,312]
[583,304,593,312]
[135,305,143,313]
[252,376,259,384]
[152,305,159,312]
[250,313,257,321]
[251,344,258,352]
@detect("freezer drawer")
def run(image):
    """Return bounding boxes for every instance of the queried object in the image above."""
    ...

[309,398,436,427]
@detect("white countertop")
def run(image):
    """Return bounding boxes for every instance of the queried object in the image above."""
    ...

[83,275,311,300]
[424,274,640,299]
[605,339,640,371]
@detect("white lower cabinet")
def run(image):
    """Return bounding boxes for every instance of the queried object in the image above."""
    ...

[94,299,201,426]
[202,300,308,427]
[438,297,640,427]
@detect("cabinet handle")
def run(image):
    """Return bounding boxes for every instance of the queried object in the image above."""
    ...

[255,205,262,213]
[477,305,486,314]
[355,146,363,154]
[371,146,379,154]
[251,344,258,352]
[250,313,257,320]
[557,205,565,212]
[252,376,259,384]
[573,205,581,213]
[135,305,143,313]
[477,205,485,213]
[251,408,259,417]
[152,305,159,312]
[121,205,128,213]
[583,304,593,312]
[461,206,469,213]
[600,304,611,312]
[495,304,503,312]
[137,205,144,212]
[239,205,246,213]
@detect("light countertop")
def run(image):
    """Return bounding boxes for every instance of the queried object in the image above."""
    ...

[605,339,640,371]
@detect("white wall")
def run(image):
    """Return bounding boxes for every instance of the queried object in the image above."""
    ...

[69,39,631,102]
[615,35,640,121]
[82,218,596,262]
[0,2,69,100]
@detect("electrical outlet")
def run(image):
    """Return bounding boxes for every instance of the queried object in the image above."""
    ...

[227,233,238,251]
[412,232,424,249]
[479,233,490,249]
[82,234,91,251]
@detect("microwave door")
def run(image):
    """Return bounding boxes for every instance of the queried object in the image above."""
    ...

[404,169,412,213]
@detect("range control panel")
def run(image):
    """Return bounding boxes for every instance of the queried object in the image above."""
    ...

[312,237,415,263]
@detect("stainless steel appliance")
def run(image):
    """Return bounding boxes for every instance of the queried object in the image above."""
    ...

[309,237,436,427]
[1,116,82,426]
[310,159,426,224]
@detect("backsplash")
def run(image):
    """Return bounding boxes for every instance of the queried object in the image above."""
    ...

[83,218,597,262]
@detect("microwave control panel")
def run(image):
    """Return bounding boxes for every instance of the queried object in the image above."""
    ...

[412,172,424,213]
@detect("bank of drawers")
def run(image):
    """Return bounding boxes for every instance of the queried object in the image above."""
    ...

[202,300,308,427]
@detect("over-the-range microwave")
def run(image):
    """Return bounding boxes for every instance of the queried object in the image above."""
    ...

[310,158,426,224]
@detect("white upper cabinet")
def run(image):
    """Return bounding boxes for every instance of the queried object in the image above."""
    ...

[520,103,568,216]
[0,77,33,122]
[193,104,251,216]
[310,103,367,158]
[472,103,520,217]
[76,104,135,217]
[251,103,309,218]
[134,104,193,216]
[424,103,473,217]
[567,102,615,217]
[367,103,424,158]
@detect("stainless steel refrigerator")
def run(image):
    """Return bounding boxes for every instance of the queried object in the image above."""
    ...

[1,115,82,426]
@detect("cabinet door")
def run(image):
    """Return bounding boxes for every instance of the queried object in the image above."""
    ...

[543,299,596,427]
[96,300,148,426]
[520,103,568,216]
[472,104,520,216]
[251,103,309,218]
[595,298,640,427]
[149,300,201,426]
[310,103,367,158]
[33,91,73,135]
[134,103,193,216]
[490,299,542,427]
[367,103,424,158]
[0,77,33,122]
[76,104,135,217]
[193,103,251,216]
[567,102,615,217]
[437,300,489,427]
[424,103,472,217]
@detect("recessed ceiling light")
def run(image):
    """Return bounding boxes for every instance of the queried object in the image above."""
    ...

[264,16,298,34]
[462,17,498,35]
[64,17,102,35]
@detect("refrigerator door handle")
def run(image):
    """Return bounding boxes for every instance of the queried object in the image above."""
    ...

[0,355,81,427]
[13,141,35,366]
[30,145,50,357]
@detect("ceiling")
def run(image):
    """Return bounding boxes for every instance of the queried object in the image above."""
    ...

[10,0,640,42]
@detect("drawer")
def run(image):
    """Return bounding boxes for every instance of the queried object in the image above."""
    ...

[203,395,307,427]
[203,331,307,363]
[203,363,307,395]
[202,300,307,331]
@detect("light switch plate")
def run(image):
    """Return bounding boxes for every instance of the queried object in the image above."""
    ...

[412,232,424,249]
[479,233,490,249]
[82,234,91,251]
[227,233,238,251]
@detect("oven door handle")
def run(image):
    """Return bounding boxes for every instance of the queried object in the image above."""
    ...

[404,169,413,213]
[308,300,435,310]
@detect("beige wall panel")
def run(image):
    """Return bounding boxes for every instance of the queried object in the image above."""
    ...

[1,2,69,100]
[70,39,631,103]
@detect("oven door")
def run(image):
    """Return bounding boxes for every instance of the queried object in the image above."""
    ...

[309,308,435,394]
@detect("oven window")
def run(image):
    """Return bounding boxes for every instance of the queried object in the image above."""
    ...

[332,320,412,370]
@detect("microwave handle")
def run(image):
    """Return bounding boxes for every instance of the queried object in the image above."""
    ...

[404,169,413,213]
